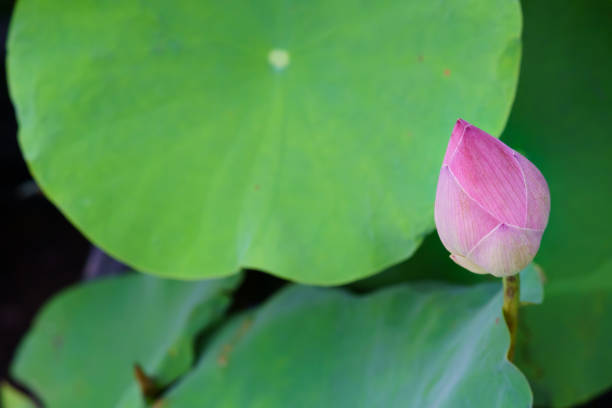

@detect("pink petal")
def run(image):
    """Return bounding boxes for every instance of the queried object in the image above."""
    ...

[513,153,551,230]
[434,166,500,256]
[442,119,470,165]
[450,254,488,275]
[467,224,544,277]
[449,126,526,226]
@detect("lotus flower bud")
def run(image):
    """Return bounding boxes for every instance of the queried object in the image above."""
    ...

[434,119,550,277]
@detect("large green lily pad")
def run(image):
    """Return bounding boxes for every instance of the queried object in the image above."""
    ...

[7,0,521,284]
[10,273,241,408]
[160,280,536,407]
[501,0,612,405]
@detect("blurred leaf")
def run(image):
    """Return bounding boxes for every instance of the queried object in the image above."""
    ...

[517,260,612,407]
[160,282,533,407]
[10,273,241,408]
[500,0,612,406]
[1,383,37,408]
[7,0,521,284]
[518,264,544,305]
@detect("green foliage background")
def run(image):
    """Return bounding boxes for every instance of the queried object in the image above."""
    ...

[3,0,612,407]
[7,0,520,284]
[504,1,612,406]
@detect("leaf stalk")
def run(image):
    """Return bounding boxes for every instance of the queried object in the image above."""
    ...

[502,274,520,361]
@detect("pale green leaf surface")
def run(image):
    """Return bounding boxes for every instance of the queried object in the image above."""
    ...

[1,383,37,408]
[10,274,241,408]
[161,282,533,408]
[7,0,521,284]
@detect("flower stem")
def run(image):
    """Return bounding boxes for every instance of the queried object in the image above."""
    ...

[502,274,520,361]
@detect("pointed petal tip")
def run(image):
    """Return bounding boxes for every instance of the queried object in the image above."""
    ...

[443,119,471,165]
[449,123,527,226]
[455,118,470,127]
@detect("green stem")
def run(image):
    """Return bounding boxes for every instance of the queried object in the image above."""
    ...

[502,274,520,361]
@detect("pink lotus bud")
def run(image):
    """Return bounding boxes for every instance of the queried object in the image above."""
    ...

[434,119,550,277]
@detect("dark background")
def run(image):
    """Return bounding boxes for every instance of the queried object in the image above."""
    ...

[0,1,88,381]
[0,1,610,407]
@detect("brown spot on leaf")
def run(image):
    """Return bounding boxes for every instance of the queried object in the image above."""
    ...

[217,344,233,367]
[254,184,261,191]
[417,55,424,63]
[216,317,254,367]
[52,335,63,350]
[443,69,451,77]
[495,317,500,324]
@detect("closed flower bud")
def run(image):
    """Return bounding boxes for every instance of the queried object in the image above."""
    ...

[434,119,550,277]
